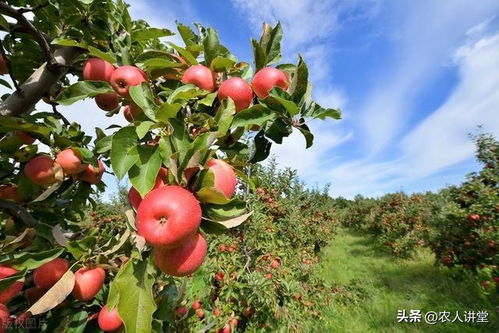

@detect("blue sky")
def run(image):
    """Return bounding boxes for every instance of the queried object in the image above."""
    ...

[20,0,499,199]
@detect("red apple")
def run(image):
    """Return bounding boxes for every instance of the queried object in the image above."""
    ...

[0,55,8,75]
[72,266,105,301]
[270,259,280,269]
[215,271,225,282]
[110,66,147,98]
[192,300,201,310]
[0,184,22,204]
[33,258,69,289]
[206,159,237,198]
[181,65,216,91]
[56,148,87,175]
[14,131,36,145]
[196,309,204,320]
[218,244,227,252]
[95,93,120,111]
[0,304,9,333]
[82,58,115,82]
[98,305,123,332]
[80,160,105,184]
[24,287,45,304]
[252,67,288,98]
[265,273,272,279]
[128,167,169,210]
[213,308,221,317]
[217,77,253,111]
[175,306,188,318]
[123,103,142,122]
[0,266,23,304]
[137,186,202,248]
[153,232,207,277]
[24,155,59,186]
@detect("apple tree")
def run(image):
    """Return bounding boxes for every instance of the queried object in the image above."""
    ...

[0,0,340,332]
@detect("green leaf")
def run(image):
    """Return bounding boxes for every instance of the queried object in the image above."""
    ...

[111,127,139,179]
[260,22,283,65]
[167,42,198,65]
[156,103,182,122]
[65,310,88,333]
[51,39,88,48]
[210,56,235,72]
[132,28,174,41]
[203,28,228,68]
[142,58,182,73]
[202,199,247,221]
[0,15,9,31]
[55,81,113,105]
[158,137,173,169]
[0,248,64,270]
[88,46,117,64]
[215,99,236,137]
[196,187,231,204]
[229,62,253,81]
[232,105,277,128]
[94,134,113,153]
[176,22,198,46]
[201,212,252,234]
[136,121,155,139]
[308,104,342,120]
[129,83,159,121]
[107,259,157,333]
[249,131,272,163]
[0,269,26,292]
[290,56,309,103]
[0,78,11,89]
[265,118,293,144]
[0,117,51,139]
[128,145,162,198]
[252,38,265,72]
[297,124,314,148]
[167,84,206,105]
[262,88,300,116]
[197,92,217,107]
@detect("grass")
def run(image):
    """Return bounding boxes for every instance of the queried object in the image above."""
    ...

[306,228,498,332]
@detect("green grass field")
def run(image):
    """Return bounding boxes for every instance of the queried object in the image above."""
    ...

[306,229,498,332]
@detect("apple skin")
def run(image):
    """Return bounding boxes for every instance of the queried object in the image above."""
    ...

[80,160,105,184]
[95,93,120,111]
[82,58,115,82]
[98,305,123,332]
[0,304,9,333]
[206,159,237,198]
[0,266,23,304]
[24,287,45,304]
[153,232,207,277]
[137,185,202,248]
[123,103,142,122]
[110,66,147,98]
[24,155,58,186]
[0,55,8,75]
[56,149,87,175]
[252,67,288,98]
[0,184,22,204]
[181,65,216,92]
[128,167,168,210]
[270,259,280,269]
[15,131,36,145]
[72,267,106,301]
[33,258,69,289]
[217,77,253,111]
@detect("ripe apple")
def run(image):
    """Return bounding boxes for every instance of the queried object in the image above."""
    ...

[270,259,280,269]
[217,77,253,111]
[0,184,22,203]
[206,159,237,198]
[82,58,115,82]
[175,306,188,318]
[80,160,105,184]
[24,155,59,186]
[181,65,216,92]
[0,304,9,333]
[15,131,36,145]
[213,308,221,317]
[137,186,202,248]
[0,266,23,304]
[72,266,105,301]
[128,167,169,210]
[110,66,147,98]
[192,300,201,310]
[218,244,227,252]
[468,214,480,221]
[252,67,288,98]
[218,325,231,333]
[441,256,452,266]
[95,93,120,111]
[33,258,69,289]
[98,305,123,332]
[265,273,272,279]
[153,232,207,276]
[215,271,225,282]
[196,309,204,320]
[56,148,87,175]
[0,55,8,75]
[24,287,45,304]
[123,103,142,122]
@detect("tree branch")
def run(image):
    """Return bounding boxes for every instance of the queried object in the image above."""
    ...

[0,46,82,117]
[0,2,56,68]
[51,102,70,126]
[0,199,38,227]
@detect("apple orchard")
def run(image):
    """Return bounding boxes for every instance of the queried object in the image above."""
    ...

[0,1,341,332]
